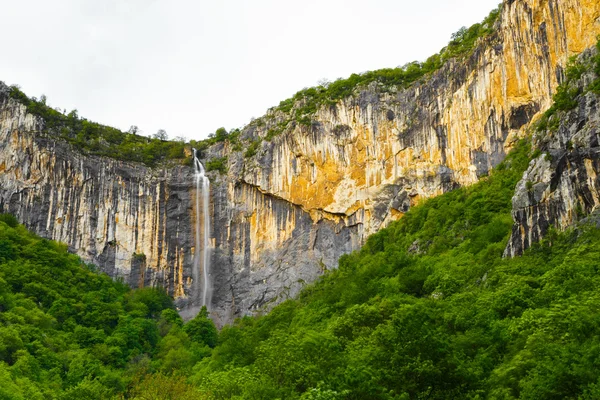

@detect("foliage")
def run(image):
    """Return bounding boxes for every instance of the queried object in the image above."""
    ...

[127,372,203,400]
[245,139,262,158]
[184,307,218,348]
[205,157,228,174]
[589,36,600,94]
[4,134,600,399]
[5,6,600,399]
[189,139,600,398]
[536,37,600,132]
[5,87,186,167]
[0,216,217,398]
[190,127,241,157]
[265,121,288,140]
[132,252,147,263]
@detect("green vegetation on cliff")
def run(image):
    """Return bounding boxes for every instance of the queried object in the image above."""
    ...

[190,140,600,399]
[4,12,600,400]
[3,4,502,164]
[258,5,501,133]
[5,86,187,167]
[537,37,600,132]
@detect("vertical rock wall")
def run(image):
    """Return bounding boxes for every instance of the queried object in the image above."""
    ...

[0,91,194,299]
[1,0,600,324]
[506,47,600,256]
[237,0,600,238]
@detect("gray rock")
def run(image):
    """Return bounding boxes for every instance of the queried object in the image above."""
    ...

[505,47,600,256]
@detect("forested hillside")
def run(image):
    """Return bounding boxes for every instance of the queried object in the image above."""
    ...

[188,140,600,399]
[3,134,600,398]
[0,213,216,399]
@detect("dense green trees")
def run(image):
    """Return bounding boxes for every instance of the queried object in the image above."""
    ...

[3,14,600,400]
[0,214,216,399]
[188,140,600,399]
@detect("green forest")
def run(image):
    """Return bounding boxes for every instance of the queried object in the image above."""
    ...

[2,134,600,398]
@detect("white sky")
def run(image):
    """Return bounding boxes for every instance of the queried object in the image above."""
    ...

[1,0,500,140]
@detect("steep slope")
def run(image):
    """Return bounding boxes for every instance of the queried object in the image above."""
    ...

[1,0,599,323]
[230,0,600,236]
[4,137,600,398]
[206,0,600,318]
[0,92,194,299]
[507,43,600,255]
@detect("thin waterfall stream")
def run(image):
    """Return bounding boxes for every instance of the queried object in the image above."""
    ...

[192,149,212,309]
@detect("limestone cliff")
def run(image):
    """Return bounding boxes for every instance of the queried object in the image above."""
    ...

[233,0,600,238]
[506,46,600,256]
[206,0,600,318]
[0,86,359,324]
[0,88,194,299]
[1,0,600,324]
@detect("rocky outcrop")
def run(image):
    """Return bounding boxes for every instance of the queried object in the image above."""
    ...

[506,47,600,256]
[209,0,599,321]
[0,86,360,325]
[232,0,600,240]
[1,0,600,324]
[0,88,195,300]
[207,173,360,323]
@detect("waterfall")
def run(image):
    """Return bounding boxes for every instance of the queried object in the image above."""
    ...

[192,148,212,309]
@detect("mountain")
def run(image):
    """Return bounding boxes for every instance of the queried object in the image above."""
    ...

[1,0,599,325]
[2,54,600,395]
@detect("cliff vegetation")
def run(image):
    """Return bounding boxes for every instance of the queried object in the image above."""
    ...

[253,5,501,132]
[4,85,187,167]
[4,4,600,399]
[4,4,501,165]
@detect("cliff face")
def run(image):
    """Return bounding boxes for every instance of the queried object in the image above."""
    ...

[210,0,600,320]
[506,47,600,256]
[235,0,600,238]
[0,90,195,299]
[0,87,360,324]
[1,0,600,324]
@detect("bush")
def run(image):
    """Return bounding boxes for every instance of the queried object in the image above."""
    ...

[133,252,146,262]
[244,139,262,158]
[183,307,218,348]
[205,157,228,174]
[6,86,186,167]
[0,214,19,228]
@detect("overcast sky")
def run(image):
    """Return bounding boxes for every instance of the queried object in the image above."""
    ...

[1,0,500,140]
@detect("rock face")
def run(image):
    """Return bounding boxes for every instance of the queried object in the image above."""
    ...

[506,47,600,256]
[0,87,361,325]
[235,0,600,239]
[0,87,195,301]
[1,0,600,324]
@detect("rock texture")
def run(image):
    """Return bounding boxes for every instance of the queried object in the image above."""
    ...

[0,87,195,300]
[0,87,360,325]
[506,47,600,256]
[235,0,600,239]
[1,0,600,324]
